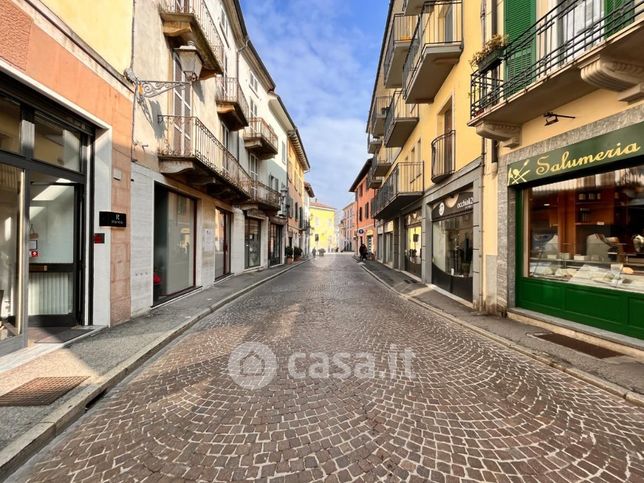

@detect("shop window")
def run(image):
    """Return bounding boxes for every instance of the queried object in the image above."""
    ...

[0,97,20,154]
[34,116,81,172]
[245,218,261,268]
[525,166,644,294]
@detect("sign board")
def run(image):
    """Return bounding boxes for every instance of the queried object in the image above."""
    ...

[507,120,644,186]
[432,191,474,220]
[357,228,365,235]
[99,211,127,228]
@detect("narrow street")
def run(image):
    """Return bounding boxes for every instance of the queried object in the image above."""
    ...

[13,256,644,482]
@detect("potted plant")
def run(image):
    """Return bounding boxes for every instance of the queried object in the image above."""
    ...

[293,246,303,261]
[285,246,294,264]
[470,34,507,72]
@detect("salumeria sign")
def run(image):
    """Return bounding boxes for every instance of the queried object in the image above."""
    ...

[507,120,644,186]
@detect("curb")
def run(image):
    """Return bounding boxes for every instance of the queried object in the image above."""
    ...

[360,264,644,409]
[0,261,306,481]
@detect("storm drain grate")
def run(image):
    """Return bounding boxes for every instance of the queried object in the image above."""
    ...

[532,333,621,359]
[0,376,88,406]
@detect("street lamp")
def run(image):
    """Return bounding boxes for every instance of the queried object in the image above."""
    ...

[124,42,203,106]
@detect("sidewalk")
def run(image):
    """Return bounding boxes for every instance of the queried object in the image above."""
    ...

[0,261,305,480]
[360,259,644,402]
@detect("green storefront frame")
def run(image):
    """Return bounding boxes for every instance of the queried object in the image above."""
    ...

[515,191,644,340]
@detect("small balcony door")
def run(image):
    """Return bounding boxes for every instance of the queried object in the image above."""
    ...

[173,52,192,155]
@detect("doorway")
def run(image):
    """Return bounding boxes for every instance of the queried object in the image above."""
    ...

[215,208,231,279]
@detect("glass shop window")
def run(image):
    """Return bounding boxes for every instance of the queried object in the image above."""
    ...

[525,166,644,294]
[0,97,21,154]
[34,115,81,172]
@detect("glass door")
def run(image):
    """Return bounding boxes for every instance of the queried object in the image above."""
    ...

[215,208,231,279]
[28,173,81,326]
[245,218,261,268]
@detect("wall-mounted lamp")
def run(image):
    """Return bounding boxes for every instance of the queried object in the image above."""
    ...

[544,111,576,126]
[124,42,203,106]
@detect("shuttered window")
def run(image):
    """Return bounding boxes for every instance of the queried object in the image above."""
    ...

[605,0,635,36]
[504,0,536,96]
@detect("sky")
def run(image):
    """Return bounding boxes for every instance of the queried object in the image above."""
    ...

[240,0,388,213]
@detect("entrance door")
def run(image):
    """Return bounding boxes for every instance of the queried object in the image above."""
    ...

[245,218,261,268]
[215,208,231,279]
[28,173,82,326]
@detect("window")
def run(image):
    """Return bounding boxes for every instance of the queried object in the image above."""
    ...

[222,124,230,151]
[249,72,259,93]
[295,203,299,220]
[0,97,21,154]
[219,6,229,40]
[365,203,369,220]
[249,154,258,180]
[282,141,286,164]
[250,98,257,118]
[525,166,644,294]
[359,207,363,222]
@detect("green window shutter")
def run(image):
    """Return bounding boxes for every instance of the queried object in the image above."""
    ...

[605,0,634,37]
[504,0,536,97]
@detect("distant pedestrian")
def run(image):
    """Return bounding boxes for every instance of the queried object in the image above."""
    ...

[359,243,368,262]
[312,248,317,258]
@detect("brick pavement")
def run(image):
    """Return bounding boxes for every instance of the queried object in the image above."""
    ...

[12,256,644,482]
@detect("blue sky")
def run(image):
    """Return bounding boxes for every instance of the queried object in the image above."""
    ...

[240,0,388,212]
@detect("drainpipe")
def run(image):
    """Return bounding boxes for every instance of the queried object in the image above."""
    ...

[479,138,486,312]
[236,38,250,162]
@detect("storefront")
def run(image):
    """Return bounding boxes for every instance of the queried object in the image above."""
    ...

[509,121,644,339]
[431,190,474,301]
[383,220,394,265]
[215,208,231,280]
[245,216,262,269]
[0,88,93,356]
[269,222,283,266]
[153,185,196,304]
[404,209,422,278]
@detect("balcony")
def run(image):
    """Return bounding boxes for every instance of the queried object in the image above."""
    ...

[372,162,424,220]
[373,145,398,177]
[403,1,463,104]
[367,160,383,189]
[243,117,278,159]
[384,14,418,88]
[368,96,390,137]
[216,77,250,131]
[403,0,425,16]
[469,0,644,146]
[431,130,455,183]
[159,0,224,78]
[249,179,281,213]
[384,90,418,147]
[368,134,382,154]
[157,115,252,203]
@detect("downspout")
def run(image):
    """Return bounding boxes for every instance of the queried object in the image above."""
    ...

[479,138,486,312]
[236,38,250,162]
[129,0,138,163]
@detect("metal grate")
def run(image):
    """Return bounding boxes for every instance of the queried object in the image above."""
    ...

[532,333,621,359]
[0,377,87,406]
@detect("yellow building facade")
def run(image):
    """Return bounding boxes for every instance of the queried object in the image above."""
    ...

[310,202,337,252]
[470,0,644,339]
[368,0,485,304]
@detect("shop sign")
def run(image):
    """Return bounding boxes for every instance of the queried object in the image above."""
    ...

[358,228,365,235]
[432,191,474,219]
[508,121,644,186]
[99,211,127,227]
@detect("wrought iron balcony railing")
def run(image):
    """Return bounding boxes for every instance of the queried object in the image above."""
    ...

[403,0,463,101]
[384,13,418,83]
[250,178,281,209]
[372,162,423,219]
[244,117,278,152]
[215,77,250,124]
[160,0,224,74]
[384,90,418,146]
[158,115,251,196]
[368,95,391,135]
[431,130,455,183]
[470,0,644,118]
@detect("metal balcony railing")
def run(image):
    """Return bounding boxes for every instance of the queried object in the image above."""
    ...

[403,0,463,96]
[369,96,391,131]
[215,77,250,120]
[384,14,418,75]
[250,178,281,209]
[158,115,251,196]
[384,90,418,142]
[160,0,224,69]
[244,117,278,150]
[372,162,423,217]
[431,130,455,183]
[470,0,644,117]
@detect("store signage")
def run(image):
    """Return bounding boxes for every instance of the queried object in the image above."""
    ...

[358,228,365,235]
[99,211,127,227]
[507,121,644,186]
[432,191,474,219]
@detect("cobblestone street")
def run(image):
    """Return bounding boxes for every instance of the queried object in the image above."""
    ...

[14,256,644,482]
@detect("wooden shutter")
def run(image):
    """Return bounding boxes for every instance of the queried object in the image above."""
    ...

[504,0,536,97]
[605,0,634,36]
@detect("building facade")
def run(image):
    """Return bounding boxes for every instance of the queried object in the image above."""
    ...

[471,0,644,339]
[285,118,311,255]
[310,202,336,252]
[340,202,356,252]
[350,159,378,258]
[0,0,133,355]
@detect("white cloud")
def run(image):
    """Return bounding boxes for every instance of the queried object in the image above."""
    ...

[241,0,379,210]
